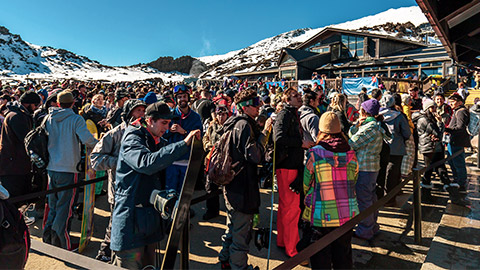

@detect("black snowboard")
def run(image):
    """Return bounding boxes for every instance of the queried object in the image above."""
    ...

[161,138,204,269]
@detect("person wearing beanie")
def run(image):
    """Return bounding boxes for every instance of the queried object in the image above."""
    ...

[42,90,98,250]
[106,88,130,128]
[142,91,158,105]
[348,99,392,240]
[378,91,411,206]
[91,99,146,262]
[0,90,41,207]
[301,112,358,269]
[273,88,315,258]
[416,98,466,204]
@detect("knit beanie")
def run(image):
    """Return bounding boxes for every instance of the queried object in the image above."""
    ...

[361,99,380,116]
[423,99,435,112]
[19,91,41,104]
[319,111,342,134]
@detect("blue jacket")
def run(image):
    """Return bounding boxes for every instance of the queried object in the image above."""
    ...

[110,122,189,251]
[163,107,202,161]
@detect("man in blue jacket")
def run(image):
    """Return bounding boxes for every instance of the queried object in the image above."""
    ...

[164,84,203,193]
[110,102,200,269]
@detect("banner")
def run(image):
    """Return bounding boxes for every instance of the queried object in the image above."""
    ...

[265,82,284,89]
[342,77,378,95]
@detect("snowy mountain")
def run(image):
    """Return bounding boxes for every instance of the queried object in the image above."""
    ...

[197,6,438,78]
[0,6,437,82]
[0,26,188,82]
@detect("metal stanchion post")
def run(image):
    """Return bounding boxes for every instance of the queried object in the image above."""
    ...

[413,168,422,244]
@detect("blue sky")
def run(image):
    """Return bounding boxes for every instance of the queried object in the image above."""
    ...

[0,0,418,66]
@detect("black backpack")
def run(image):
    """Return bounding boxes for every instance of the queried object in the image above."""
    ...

[24,115,49,169]
[0,200,31,268]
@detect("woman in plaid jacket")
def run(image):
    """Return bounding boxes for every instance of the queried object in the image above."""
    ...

[302,111,359,269]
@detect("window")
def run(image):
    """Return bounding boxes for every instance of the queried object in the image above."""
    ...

[281,69,296,79]
[311,46,330,54]
[340,35,365,58]
[280,55,295,65]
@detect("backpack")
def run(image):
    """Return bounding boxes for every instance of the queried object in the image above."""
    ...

[24,115,49,169]
[205,127,243,186]
[0,200,31,269]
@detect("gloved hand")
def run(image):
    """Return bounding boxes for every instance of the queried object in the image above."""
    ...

[289,176,303,194]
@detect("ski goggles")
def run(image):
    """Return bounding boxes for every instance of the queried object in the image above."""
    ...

[236,96,260,109]
[216,106,229,114]
[173,84,189,94]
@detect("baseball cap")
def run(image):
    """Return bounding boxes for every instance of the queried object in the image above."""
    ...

[145,102,178,120]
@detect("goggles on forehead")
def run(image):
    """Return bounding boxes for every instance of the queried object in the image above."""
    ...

[236,96,260,110]
[216,106,228,113]
[173,84,189,94]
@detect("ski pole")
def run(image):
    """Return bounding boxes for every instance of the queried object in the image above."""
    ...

[266,135,276,270]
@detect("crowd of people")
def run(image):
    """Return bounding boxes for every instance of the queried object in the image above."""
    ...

[0,77,474,269]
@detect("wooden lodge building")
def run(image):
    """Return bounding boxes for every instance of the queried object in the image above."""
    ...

[233,28,453,81]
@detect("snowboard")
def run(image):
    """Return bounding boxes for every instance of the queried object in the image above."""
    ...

[78,119,98,253]
[161,138,204,269]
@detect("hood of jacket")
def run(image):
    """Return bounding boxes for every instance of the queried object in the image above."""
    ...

[298,105,316,119]
[379,108,401,122]
[48,107,76,122]
[317,136,351,153]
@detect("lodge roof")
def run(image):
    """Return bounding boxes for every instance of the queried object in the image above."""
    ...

[297,27,429,50]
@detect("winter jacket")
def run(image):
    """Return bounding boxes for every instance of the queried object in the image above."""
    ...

[302,144,359,227]
[110,121,189,251]
[436,103,453,126]
[83,105,107,134]
[106,106,124,128]
[348,117,391,172]
[273,104,304,169]
[298,105,319,144]
[164,107,203,161]
[416,112,444,154]
[45,107,98,173]
[90,122,126,204]
[0,105,33,176]
[379,108,411,156]
[222,114,266,214]
[202,119,224,152]
[445,105,470,147]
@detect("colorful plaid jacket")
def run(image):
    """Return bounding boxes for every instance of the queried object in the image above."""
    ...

[302,145,359,227]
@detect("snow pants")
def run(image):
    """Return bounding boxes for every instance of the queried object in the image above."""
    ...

[275,168,301,257]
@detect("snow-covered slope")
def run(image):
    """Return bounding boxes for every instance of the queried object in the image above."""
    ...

[0,27,188,82]
[197,6,436,78]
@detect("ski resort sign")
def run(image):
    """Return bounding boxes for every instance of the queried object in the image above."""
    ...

[342,77,378,95]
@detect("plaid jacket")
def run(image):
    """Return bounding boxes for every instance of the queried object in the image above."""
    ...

[348,117,391,172]
[302,145,359,227]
